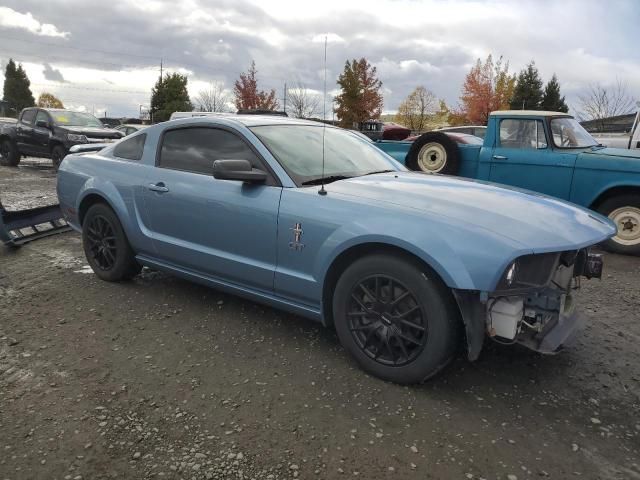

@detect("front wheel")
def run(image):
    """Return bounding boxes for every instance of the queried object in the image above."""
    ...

[82,203,142,281]
[597,194,640,255]
[333,254,461,384]
[0,139,20,166]
[51,145,67,171]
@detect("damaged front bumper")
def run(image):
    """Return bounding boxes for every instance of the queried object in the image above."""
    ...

[453,249,602,361]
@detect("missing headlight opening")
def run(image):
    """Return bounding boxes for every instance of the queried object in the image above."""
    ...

[487,249,603,353]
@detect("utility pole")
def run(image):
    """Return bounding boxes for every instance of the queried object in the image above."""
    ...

[160,58,163,80]
[283,82,287,114]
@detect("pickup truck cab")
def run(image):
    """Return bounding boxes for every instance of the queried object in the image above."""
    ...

[592,110,640,151]
[375,110,640,255]
[0,108,124,169]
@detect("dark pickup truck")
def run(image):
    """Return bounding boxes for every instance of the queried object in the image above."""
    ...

[0,108,123,169]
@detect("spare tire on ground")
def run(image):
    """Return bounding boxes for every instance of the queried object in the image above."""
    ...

[405,132,459,175]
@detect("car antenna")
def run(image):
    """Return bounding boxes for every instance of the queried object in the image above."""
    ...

[318,34,328,196]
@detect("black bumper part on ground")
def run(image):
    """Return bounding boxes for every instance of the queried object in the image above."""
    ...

[0,201,71,247]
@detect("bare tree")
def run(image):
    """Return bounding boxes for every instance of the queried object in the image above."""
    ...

[395,86,438,132]
[195,82,231,112]
[286,80,321,118]
[577,79,636,130]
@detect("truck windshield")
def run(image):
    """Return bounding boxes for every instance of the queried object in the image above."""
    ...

[50,111,104,128]
[550,117,598,148]
[250,125,401,186]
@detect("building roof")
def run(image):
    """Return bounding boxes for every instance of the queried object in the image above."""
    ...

[490,110,572,117]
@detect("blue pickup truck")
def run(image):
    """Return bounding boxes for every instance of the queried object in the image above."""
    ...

[375,111,640,255]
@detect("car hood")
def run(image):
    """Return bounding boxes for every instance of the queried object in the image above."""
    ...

[328,172,616,252]
[582,146,640,159]
[64,126,123,138]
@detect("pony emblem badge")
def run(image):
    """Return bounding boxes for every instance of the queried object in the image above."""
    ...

[289,222,305,251]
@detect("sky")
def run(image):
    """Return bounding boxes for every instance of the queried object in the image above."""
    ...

[0,0,638,119]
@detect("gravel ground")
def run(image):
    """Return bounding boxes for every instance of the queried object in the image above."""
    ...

[0,161,639,480]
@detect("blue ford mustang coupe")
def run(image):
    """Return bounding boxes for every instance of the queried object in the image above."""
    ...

[56,115,616,383]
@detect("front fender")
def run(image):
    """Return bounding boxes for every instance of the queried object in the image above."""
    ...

[314,210,526,293]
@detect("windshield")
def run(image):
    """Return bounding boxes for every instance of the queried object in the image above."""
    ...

[50,111,104,128]
[250,125,400,185]
[550,117,597,148]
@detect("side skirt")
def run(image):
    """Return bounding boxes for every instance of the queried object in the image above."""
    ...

[136,254,323,323]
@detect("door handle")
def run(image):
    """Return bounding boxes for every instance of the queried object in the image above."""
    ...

[148,182,169,193]
[492,155,508,160]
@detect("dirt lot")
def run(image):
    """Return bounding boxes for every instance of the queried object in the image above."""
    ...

[1,161,639,480]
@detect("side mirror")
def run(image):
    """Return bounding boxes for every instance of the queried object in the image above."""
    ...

[212,159,267,184]
[36,120,50,129]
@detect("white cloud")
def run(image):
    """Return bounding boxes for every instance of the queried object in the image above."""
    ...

[0,7,69,38]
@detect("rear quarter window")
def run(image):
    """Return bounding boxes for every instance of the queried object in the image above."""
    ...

[113,134,146,161]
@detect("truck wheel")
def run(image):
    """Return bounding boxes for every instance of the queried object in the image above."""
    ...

[82,203,142,281]
[597,194,640,255]
[332,254,461,384]
[405,132,460,175]
[0,139,20,167]
[51,145,67,171]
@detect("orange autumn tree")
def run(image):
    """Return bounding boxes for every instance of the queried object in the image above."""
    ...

[451,55,515,125]
[233,61,279,111]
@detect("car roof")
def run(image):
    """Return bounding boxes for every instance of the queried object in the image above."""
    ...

[167,114,324,128]
[490,110,572,117]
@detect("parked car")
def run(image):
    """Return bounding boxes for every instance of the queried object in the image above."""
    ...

[591,110,639,150]
[57,115,613,384]
[375,110,640,255]
[0,108,124,169]
[115,124,144,137]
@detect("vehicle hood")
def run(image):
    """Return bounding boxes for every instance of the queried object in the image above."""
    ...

[582,146,640,159]
[63,126,123,138]
[577,147,640,173]
[329,172,616,252]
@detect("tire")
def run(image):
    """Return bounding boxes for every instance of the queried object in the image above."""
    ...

[82,203,142,281]
[0,139,20,167]
[597,194,640,255]
[333,254,461,384]
[51,145,67,171]
[405,132,460,175]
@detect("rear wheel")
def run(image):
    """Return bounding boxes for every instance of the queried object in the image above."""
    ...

[0,139,20,166]
[597,194,640,255]
[51,145,67,171]
[333,254,461,384]
[82,203,142,281]
[405,132,460,175]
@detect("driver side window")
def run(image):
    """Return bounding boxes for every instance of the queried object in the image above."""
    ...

[35,110,50,126]
[499,119,547,149]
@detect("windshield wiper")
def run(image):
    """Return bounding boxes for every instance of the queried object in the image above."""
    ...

[362,169,395,176]
[301,175,353,186]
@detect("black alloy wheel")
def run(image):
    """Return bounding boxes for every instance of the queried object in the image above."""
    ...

[82,203,141,281]
[333,254,461,384]
[85,214,117,271]
[348,274,427,366]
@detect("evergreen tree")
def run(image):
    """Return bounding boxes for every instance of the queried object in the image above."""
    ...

[334,58,383,128]
[3,59,36,117]
[510,61,544,110]
[150,72,193,123]
[541,74,569,112]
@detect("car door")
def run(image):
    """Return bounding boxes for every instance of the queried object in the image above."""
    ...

[16,109,36,153]
[32,110,53,155]
[143,125,282,293]
[488,117,575,200]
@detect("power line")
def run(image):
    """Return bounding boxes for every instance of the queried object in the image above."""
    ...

[31,82,148,95]
[0,34,295,85]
